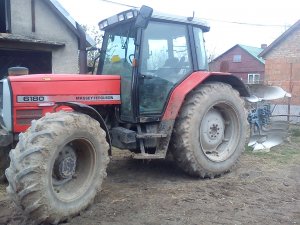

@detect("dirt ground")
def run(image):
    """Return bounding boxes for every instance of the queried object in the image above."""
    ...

[0,129,299,225]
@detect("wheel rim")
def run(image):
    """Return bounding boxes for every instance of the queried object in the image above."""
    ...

[200,103,240,162]
[51,138,97,202]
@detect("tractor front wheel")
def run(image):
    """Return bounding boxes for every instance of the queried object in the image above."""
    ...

[6,111,109,224]
[0,146,10,182]
[171,82,247,178]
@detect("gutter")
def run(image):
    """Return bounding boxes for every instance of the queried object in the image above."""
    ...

[76,23,88,74]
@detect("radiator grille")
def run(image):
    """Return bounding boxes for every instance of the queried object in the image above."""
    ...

[16,109,43,125]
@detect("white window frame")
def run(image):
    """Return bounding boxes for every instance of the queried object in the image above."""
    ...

[248,73,260,84]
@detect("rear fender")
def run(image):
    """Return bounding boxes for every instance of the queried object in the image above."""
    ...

[203,74,250,97]
[162,71,250,120]
[55,102,112,155]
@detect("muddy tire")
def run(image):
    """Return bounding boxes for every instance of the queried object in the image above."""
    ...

[170,82,247,178]
[0,146,10,182]
[5,111,109,224]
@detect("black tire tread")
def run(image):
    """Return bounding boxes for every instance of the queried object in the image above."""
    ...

[170,82,247,178]
[0,146,10,182]
[6,111,109,224]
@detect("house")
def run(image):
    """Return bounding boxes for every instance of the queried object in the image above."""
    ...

[0,0,95,79]
[259,20,300,107]
[209,44,265,84]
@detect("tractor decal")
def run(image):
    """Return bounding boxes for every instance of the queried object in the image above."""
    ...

[16,94,121,103]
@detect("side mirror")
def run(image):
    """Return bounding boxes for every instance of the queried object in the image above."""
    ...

[134,5,153,29]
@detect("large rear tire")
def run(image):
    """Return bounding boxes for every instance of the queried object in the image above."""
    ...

[6,111,109,224]
[170,82,247,178]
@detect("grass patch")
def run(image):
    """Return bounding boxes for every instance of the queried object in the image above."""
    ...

[291,128,300,137]
[245,145,253,153]
[245,146,300,165]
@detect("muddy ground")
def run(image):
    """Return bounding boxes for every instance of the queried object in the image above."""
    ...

[0,129,299,225]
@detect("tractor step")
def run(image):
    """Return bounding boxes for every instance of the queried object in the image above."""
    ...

[136,133,167,139]
[133,153,165,159]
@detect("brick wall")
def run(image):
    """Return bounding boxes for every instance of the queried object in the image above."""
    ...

[209,46,265,84]
[264,26,300,105]
[265,28,300,59]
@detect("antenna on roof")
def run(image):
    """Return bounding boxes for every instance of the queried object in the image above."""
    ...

[187,11,195,21]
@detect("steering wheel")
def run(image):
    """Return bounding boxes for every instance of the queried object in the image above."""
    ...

[128,54,134,64]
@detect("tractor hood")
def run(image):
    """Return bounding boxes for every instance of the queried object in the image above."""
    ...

[9,74,120,82]
[9,74,121,106]
[9,74,121,133]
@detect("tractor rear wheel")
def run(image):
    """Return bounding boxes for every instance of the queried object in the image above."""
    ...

[6,111,109,224]
[170,82,247,178]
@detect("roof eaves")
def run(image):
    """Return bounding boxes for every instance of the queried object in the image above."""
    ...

[210,44,264,64]
[209,44,239,63]
[259,19,300,58]
[44,0,96,46]
[238,44,265,64]
[0,33,65,47]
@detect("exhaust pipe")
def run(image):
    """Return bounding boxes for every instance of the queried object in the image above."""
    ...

[8,67,29,76]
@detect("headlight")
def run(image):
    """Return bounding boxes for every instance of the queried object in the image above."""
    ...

[98,9,138,30]
[118,14,125,21]
[125,11,134,19]
[99,20,108,30]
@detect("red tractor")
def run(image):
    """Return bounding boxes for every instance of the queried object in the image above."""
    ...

[0,6,249,224]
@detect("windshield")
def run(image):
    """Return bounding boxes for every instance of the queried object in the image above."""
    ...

[98,22,135,77]
[98,21,136,119]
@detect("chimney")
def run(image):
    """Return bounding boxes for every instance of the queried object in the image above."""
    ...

[261,44,267,49]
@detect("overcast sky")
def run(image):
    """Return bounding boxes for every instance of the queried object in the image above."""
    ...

[58,0,299,57]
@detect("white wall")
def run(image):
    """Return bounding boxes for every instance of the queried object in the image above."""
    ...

[10,0,79,73]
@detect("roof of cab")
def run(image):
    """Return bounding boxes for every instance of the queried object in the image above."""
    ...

[99,7,210,32]
[151,10,210,32]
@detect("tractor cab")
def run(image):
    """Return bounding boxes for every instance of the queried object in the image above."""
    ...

[97,6,210,123]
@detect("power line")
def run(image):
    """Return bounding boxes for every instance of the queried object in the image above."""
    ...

[98,0,138,9]
[200,17,290,28]
[98,0,291,28]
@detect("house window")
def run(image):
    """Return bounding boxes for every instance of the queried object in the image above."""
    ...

[233,54,241,62]
[0,0,11,33]
[248,73,260,84]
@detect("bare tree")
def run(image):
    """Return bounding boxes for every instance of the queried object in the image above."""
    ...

[82,25,103,73]
[207,47,217,63]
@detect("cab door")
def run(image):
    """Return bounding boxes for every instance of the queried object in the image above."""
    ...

[138,21,192,120]
[98,23,137,122]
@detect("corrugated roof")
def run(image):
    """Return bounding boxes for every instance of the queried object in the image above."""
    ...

[238,44,265,64]
[210,44,265,64]
[0,33,65,47]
